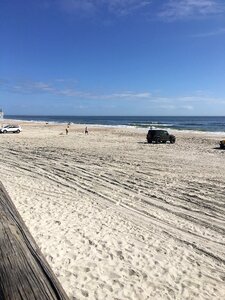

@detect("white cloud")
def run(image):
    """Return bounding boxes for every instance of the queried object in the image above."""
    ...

[58,0,152,16]
[107,0,152,16]
[182,104,194,110]
[1,79,225,110]
[159,104,176,110]
[192,27,225,37]
[3,79,153,101]
[102,91,152,99]
[11,81,57,94]
[158,0,225,21]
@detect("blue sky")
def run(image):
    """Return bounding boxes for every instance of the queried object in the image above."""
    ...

[0,0,225,115]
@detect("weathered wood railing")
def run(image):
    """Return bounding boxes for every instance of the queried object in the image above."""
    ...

[0,182,69,300]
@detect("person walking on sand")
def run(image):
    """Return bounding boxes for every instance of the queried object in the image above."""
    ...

[85,126,88,135]
[66,128,68,135]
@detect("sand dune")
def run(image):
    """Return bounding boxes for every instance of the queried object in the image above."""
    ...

[0,122,225,299]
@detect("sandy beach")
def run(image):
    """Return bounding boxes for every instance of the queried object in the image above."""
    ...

[0,121,225,300]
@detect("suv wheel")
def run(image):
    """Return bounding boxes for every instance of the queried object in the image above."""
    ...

[155,137,160,144]
[3,130,7,134]
[16,129,20,133]
[170,138,175,144]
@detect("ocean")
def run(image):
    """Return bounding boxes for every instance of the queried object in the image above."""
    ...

[4,115,225,133]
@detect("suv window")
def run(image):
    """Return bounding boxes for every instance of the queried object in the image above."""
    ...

[148,130,165,136]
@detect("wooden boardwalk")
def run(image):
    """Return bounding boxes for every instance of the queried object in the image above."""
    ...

[0,182,69,300]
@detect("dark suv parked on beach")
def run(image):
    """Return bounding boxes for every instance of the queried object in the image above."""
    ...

[146,129,176,144]
[220,140,225,149]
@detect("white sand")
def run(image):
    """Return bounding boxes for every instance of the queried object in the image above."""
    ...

[0,121,225,300]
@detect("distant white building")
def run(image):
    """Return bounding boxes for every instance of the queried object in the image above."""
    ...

[0,108,4,119]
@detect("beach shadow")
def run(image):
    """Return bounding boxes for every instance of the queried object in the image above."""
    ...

[137,141,170,145]
[213,147,224,150]
[137,141,148,144]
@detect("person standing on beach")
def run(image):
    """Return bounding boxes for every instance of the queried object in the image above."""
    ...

[85,126,88,135]
[66,128,68,135]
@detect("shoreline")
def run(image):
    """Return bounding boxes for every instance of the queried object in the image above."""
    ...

[1,117,225,136]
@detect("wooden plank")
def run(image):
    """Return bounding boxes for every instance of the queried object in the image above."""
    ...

[0,182,69,300]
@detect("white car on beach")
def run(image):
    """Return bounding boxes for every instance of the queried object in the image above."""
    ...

[0,124,22,134]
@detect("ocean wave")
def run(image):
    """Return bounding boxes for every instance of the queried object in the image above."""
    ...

[128,123,173,128]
